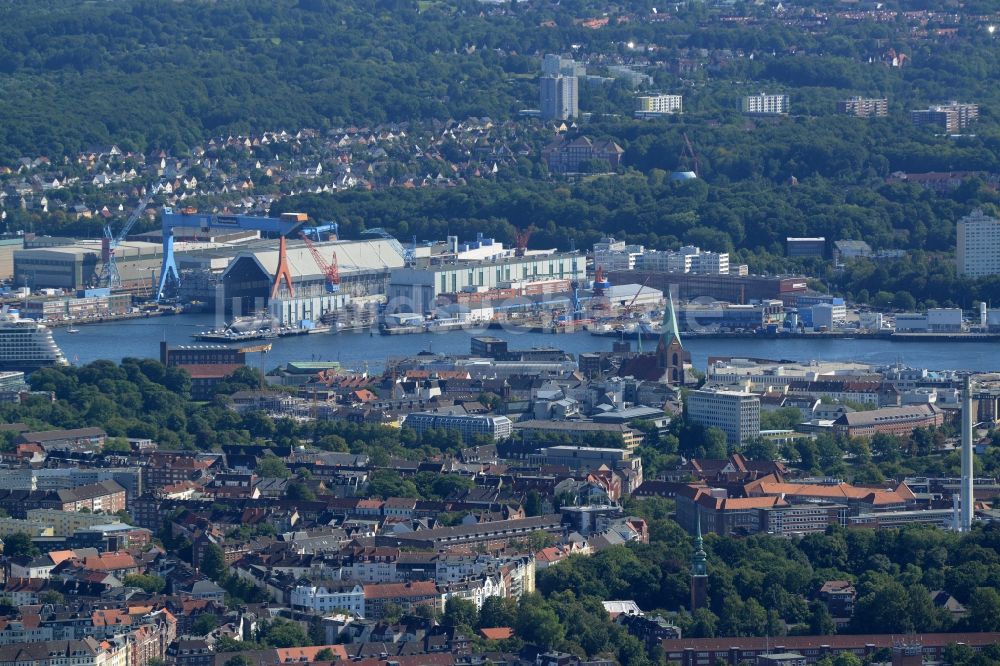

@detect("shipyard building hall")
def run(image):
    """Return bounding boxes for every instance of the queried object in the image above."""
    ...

[222,238,403,318]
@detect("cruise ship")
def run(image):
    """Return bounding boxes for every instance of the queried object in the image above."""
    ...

[0,310,69,372]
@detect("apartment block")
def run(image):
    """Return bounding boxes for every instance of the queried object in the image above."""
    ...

[957,208,1000,277]
[836,97,888,117]
[741,92,789,115]
[635,94,683,117]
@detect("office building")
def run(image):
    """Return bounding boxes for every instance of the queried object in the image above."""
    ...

[635,94,683,118]
[911,102,978,133]
[836,97,888,117]
[403,409,513,440]
[540,75,579,120]
[957,208,1000,277]
[741,92,789,115]
[686,389,760,445]
[786,237,826,258]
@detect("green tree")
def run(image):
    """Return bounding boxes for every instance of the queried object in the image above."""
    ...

[200,544,227,581]
[256,454,291,479]
[443,597,478,629]
[224,656,253,666]
[965,587,1000,632]
[261,618,312,648]
[40,590,64,605]
[514,593,564,649]
[478,596,518,629]
[314,648,336,661]
[123,573,166,594]
[2,532,39,558]
[192,614,220,636]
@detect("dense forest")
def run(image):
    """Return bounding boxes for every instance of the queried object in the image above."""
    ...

[5,0,1000,303]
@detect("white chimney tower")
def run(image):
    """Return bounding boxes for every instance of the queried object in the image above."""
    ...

[960,375,974,531]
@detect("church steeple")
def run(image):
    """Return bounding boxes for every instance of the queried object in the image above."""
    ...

[662,290,682,350]
[690,513,708,611]
[656,290,689,385]
[691,514,707,577]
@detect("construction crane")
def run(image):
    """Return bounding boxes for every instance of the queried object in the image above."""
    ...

[682,133,700,176]
[99,184,160,289]
[620,274,653,319]
[514,225,535,257]
[299,232,341,293]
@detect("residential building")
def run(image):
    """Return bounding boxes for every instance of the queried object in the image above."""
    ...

[363,581,442,619]
[0,637,129,666]
[957,209,1000,277]
[836,97,888,117]
[911,102,978,133]
[741,92,789,115]
[686,389,760,446]
[403,409,513,440]
[542,136,624,173]
[290,582,365,615]
[635,94,683,117]
[818,580,856,619]
[540,75,579,120]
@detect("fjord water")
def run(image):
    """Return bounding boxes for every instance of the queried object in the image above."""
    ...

[52,313,1000,373]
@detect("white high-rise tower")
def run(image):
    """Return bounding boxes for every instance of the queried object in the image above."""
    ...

[960,375,974,531]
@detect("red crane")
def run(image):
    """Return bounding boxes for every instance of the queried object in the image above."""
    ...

[299,232,340,293]
[514,225,535,257]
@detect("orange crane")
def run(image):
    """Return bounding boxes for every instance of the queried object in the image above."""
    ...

[514,225,535,257]
[299,232,341,293]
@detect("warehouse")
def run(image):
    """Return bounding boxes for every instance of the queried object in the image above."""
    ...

[221,238,405,315]
[388,252,586,314]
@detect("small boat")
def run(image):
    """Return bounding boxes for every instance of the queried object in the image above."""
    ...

[66,327,80,334]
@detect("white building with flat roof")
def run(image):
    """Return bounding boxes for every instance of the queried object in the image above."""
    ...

[686,389,761,445]
[635,94,683,117]
[957,209,1000,277]
[741,92,789,115]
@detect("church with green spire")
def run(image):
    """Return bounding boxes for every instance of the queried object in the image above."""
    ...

[618,290,691,385]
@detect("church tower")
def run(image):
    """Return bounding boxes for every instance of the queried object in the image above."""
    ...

[690,514,708,611]
[656,291,690,385]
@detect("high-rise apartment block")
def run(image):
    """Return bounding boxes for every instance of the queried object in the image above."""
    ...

[837,97,888,117]
[540,74,579,120]
[741,92,789,115]
[911,102,978,133]
[635,94,683,117]
[686,389,761,445]
[957,209,1000,277]
[542,53,586,78]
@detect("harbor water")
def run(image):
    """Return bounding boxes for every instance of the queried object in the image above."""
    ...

[54,313,1000,373]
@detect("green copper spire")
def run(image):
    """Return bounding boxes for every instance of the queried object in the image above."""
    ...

[662,290,682,349]
[691,513,707,577]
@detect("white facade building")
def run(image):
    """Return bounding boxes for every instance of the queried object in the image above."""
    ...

[686,389,761,445]
[290,583,365,615]
[741,92,789,115]
[957,209,1000,277]
[635,94,683,117]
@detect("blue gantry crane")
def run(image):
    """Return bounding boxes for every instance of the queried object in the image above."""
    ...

[156,208,335,301]
[99,184,161,289]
